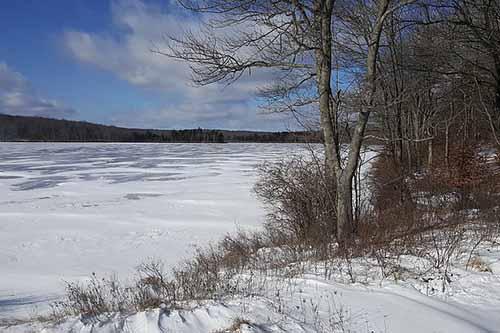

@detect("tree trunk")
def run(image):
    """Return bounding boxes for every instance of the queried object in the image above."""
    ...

[336,179,354,239]
[494,58,500,113]
[335,0,391,241]
[315,0,340,236]
[428,138,433,168]
[445,123,450,168]
[316,0,391,243]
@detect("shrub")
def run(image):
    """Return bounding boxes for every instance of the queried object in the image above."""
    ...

[362,143,500,272]
[428,144,499,210]
[254,156,336,246]
[51,273,135,322]
[467,256,492,273]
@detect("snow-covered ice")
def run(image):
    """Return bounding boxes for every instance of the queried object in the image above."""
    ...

[0,143,308,320]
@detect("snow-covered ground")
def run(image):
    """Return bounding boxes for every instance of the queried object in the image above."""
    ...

[0,143,310,320]
[4,243,500,332]
[1,142,499,333]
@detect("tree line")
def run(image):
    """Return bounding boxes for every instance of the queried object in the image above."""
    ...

[0,113,320,143]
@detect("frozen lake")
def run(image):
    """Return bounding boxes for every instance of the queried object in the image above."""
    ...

[0,143,311,319]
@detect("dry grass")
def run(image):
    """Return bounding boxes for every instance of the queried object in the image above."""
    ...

[468,256,492,273]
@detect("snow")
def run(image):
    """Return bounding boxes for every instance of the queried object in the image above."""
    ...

[1,142,499,333]
[0,143,309,320]
[4,250,500,332]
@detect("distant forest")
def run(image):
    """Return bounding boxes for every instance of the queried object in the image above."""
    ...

[0,114,321,143]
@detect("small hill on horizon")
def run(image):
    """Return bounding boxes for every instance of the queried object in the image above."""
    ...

[0,114,321,143]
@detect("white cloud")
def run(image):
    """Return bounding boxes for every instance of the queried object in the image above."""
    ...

[63,0,290,130]
[64,1,210,96]
[0,62,76,119]
[108,101,296,131]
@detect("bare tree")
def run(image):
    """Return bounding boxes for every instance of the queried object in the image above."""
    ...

[450,0,500,110]
[159,0,417,242]
[423,0,500,147]
[330,0,421,240]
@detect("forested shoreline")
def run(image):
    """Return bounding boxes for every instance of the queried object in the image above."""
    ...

[0,114,320,143]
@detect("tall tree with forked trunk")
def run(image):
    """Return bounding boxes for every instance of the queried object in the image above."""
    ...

[160,0,417,242]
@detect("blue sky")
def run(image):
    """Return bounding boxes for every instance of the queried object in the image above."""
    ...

[0,0,291,130]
